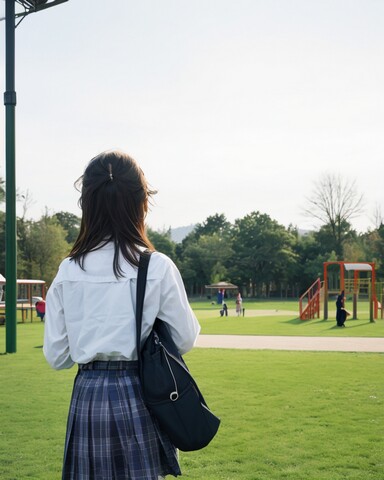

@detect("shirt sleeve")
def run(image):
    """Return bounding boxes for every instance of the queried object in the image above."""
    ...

[43,279,75,370]
[158,258,201,355]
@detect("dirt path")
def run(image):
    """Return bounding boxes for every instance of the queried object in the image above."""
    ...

[241,309,298,316]
[196,334,383,353]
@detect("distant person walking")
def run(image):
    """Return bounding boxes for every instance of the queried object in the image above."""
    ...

[236,292,242,316]
[336,290,349,327]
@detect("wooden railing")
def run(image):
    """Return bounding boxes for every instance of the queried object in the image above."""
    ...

[299,278,321,320]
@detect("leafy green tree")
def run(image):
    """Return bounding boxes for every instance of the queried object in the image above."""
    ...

[359,224,384,280]
[0,178,5,204]
[147,227,177,262]
[17,218,32,277]
[179,233,234,295]
[18,215,70,285]
[373,224,384,280]
[290,230,327,295]
[178,242,206,296]
[53,211,81,244]
[180,213,231,251]
[231,212,297,296]
[313,220,356,259]
[194,213,231,238]
[342,236,366,263]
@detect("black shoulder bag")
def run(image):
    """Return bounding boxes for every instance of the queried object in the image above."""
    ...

[136,252,220,452]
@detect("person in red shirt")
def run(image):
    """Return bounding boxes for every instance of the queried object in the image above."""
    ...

[35,300,46,321]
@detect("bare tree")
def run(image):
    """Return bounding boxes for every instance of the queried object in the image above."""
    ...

[371,203,383,230]
[305,173,364,225]
[304,173,364,258]
[17,189,36,220]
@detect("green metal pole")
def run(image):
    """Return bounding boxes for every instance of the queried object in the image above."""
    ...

[4,0,17,353]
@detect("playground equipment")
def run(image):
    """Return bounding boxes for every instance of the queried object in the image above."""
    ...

[300,261,381,322]
[0,276,46,323]
[299,278,321,320]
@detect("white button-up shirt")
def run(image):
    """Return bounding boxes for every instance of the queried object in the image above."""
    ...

[43,244,200,370]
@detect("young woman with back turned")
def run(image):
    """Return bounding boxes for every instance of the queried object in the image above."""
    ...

[43,150,200,480]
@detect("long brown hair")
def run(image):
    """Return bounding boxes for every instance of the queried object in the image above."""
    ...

[69,150,156,276]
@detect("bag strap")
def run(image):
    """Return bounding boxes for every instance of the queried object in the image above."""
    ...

[136,250,152,365]
[136,253,212,410]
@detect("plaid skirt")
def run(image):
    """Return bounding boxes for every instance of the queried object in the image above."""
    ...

[62,361,181,480]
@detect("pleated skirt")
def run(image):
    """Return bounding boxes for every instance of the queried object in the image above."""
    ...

[62,361,181,480]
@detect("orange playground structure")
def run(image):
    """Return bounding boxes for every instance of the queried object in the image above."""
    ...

[299,261,382,322]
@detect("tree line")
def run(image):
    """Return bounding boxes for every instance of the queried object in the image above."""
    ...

[0,173,382,297]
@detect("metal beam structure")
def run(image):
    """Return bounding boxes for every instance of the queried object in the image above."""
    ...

[3,0,69,353]
[15,1,68,18]
[4,0,17,353]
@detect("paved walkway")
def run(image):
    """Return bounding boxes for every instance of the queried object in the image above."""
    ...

[196,335,383,353]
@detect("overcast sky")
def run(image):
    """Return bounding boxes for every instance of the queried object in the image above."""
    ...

[0,0,383,233]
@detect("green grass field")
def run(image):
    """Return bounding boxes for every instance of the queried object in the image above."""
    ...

[8,297,384,337]
[192,298,384,337]
[0,302,383,479]
[186,348,384,480]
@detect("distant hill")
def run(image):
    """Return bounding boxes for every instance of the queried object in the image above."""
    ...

[297,228,312,237]
[170,224,196,243]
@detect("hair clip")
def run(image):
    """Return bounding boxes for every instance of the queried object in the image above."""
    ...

[108,163,113,181]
